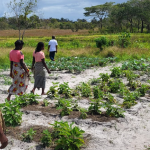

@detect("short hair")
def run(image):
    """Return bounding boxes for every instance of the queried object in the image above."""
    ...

[15,40,24,47]
[52,35,55,39]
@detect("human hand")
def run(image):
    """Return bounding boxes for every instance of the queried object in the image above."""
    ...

[47,70,51,74]
[0,133,8,149]
[10,72,13,78]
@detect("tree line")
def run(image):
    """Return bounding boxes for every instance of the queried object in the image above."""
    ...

[0,0,150,34]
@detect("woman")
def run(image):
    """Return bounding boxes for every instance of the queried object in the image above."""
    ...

[7,40,29,101]
[31,42,51,95]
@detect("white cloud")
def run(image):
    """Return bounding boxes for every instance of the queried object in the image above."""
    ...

[1,0,128,20]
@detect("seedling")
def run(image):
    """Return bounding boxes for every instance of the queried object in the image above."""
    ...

[41,129,52,147]
[22,128,36,142]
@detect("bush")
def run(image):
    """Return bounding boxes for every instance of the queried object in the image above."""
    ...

[118,32,131,48]
[95,36,108,50]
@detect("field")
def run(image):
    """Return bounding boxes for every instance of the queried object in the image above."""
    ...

[1,29,150,150]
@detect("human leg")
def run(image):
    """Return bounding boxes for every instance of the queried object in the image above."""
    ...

[49,51,55,61]
[6,94,11,101]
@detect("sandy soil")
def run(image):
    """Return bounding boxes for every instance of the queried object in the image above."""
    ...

[0,62,150,150]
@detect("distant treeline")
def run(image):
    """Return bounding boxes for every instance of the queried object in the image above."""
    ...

[0,0,150,33]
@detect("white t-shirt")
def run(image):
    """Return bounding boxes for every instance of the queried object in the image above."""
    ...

[48,39,58,52]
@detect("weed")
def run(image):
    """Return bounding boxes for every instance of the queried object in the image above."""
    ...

[22,128,36,142]
[41,129,52,147]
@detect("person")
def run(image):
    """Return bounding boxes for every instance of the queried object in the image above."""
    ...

[0,111,8,149]
[7,40,30,101]
[48,35,58,61]
[31,42,51,95]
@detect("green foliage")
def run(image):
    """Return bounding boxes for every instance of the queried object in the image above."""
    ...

[111,67,122,77]
[95,36,108,50]
[88,99,102,115]
[43,99,49,107]
[122,92,139,108]
[137,84,149,97]
[118,32,131,48]
[80,82,91,97]
[47,82,59,98]
[90,78,100,85]
[79,108,88,119]
[51,121,85,150]
[22,128,36,142]
[106,105,124,118]
[100,73,110,82]
[58,82,72,98]
[55,99,72,117]
[41,129,52,147]
[93,86,104,99]
[108,79,123,93]
[2,100,23,126]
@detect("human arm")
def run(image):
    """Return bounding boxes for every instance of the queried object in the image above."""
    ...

[0,125,8,149]
[31,57,35,71]
[56,45,57,53]
[20,59,30,77]
[48,45,50,52]
[10,61,13,78]
[41,59,51,74]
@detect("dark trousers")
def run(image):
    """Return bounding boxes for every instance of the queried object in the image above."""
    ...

[49,51,56,61]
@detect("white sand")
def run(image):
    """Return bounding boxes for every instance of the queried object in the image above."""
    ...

[0,62,150,150]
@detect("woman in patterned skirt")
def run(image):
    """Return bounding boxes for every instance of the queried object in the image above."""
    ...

[31,42,51,95]
[7,40,30,101]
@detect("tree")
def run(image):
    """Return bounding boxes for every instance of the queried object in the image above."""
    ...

[84,2,114,29]
[7,0,37,40]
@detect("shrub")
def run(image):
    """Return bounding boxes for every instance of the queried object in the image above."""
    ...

[95,36,108,50]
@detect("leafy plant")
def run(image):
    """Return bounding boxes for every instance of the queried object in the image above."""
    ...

[41,129,52,147]
[43,99,49,107]
[100,73,110,82]
[2,100,23,126]
[110,67,122,78]
[51,121,85,150]
[80,82,91,97]
[118,32,131,48]
[95,36,108,50]
[58,82,72,98]
[79,108,88,119]
[93,86,104,99]
[88,99,102,115]
[22,128,36,142]
[138,84,149,96]
[47,82,59,98]
[106,105,124,118]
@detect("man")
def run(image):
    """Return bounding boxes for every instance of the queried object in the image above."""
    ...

[48,35,58,61]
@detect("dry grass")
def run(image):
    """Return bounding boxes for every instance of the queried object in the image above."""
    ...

[0,29,89,37]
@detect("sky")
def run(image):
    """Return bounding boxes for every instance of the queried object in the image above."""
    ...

[1,0,128,21]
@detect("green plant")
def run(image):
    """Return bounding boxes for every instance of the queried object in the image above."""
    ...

[118,32,131,48]
[93,86,104,99]
[55,99,72,117]
[111,67,122,78]
[43,99,49,107]
[2,100,23,126]
[138,84,149,96]
[41,129,52,147]
[80,82,91,97]
[58,82,72,98]
[79,108,88,119]
[51,121,85,150]
[95,36,108,50]
[22,128,36,142]
[88,99,102,115]
[106,105,124,118]
[105,93,116,104]
[47,82,59,98]
[100,73,110,82]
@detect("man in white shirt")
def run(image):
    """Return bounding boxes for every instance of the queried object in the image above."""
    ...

[48,35,58,61]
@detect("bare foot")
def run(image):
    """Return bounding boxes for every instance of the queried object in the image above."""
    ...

[31,90,34,94]
[41,93,47,95]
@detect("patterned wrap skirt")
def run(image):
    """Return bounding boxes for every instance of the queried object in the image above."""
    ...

[33,62,46,89]
[8,62,29,95]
